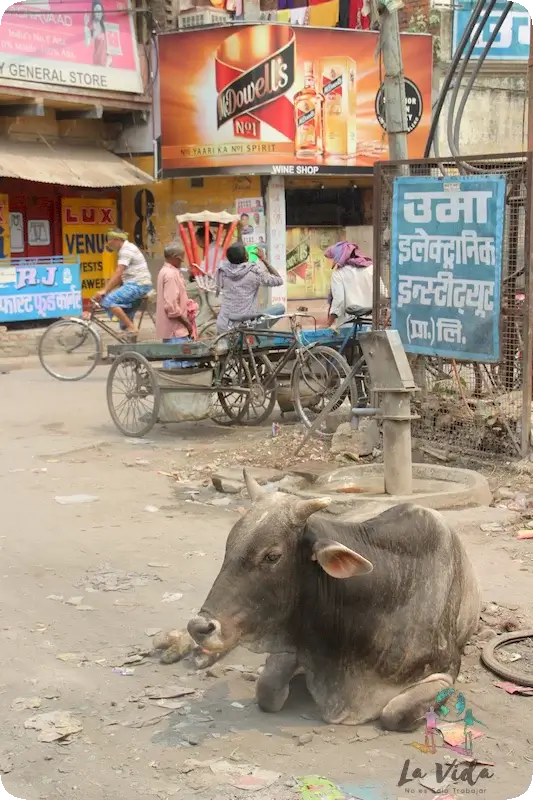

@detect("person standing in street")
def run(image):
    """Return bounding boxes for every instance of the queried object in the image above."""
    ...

[216,243,284,333]
[95,229,153,339]
[156,241,198,368]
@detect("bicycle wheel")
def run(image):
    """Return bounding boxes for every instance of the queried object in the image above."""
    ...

[107,352,160,437]
[240,353,277,426]
[38,319,101,381]
[198,319,218,340]
[212,351,251,426]
[292,345,356,440]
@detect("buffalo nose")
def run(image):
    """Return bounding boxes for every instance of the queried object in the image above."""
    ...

[188,617,216,641]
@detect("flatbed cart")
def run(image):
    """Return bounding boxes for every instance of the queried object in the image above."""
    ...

[105,314,357,438]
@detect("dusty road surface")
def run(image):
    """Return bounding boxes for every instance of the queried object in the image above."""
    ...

[1,365,533,800]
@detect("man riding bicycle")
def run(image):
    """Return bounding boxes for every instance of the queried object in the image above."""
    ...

[94,229,153,338]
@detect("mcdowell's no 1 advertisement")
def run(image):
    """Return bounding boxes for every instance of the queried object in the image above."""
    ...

[158,25,432,177]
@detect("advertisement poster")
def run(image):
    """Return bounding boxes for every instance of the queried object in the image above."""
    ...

[236,196,266,249]
[0,194,11,260]
[159,25,432,176]
[286,227,342,299]
[0,258,82,323]
[0,0,142,93]
[390,175,505,362]
[453,1,529,61]
[61,198,117,302]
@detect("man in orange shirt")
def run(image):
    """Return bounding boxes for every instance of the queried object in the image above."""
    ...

[156,241,197,368]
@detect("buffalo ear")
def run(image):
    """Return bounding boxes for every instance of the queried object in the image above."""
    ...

[312,540,373,579]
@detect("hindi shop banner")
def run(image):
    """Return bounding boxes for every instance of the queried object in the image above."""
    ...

[0,258,82,323]
[453,1,530,61]
[158,25,433,176]
[390,176,505,363]
[0,0,142,94]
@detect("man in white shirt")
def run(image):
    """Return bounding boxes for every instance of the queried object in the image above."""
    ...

[325,242,386,329]
[95,229,153,336]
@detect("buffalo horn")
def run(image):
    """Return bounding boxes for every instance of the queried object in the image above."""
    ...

[243,468,266,502]
[293,497,331,523]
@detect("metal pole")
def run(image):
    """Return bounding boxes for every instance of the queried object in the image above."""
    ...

[380,4,408,161]
[380,390,413,495]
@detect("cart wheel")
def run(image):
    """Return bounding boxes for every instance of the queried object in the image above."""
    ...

[212,352,251,426]
[39,319,101,381]
[107,351,160,437]
[292,346,355,440]
[240,353,278,426]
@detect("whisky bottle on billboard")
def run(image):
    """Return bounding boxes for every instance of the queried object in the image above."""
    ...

[321,59,357,158]
[294,61,324,158]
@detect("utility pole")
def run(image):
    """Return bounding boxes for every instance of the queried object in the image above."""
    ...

[529,18,533,152]
[379,1,409,161]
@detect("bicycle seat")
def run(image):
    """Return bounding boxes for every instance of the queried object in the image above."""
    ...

[228,311,265,323]
[345,305,373,319]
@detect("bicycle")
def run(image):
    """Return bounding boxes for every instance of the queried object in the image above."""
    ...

[212,312,357,437]
[38,294,156,381]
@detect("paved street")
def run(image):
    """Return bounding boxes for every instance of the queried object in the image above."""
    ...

[1,365,533,800]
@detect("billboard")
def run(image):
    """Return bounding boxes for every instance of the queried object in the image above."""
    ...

[0,0,142,93]
[158,25,433,177]
[453,1,529,61]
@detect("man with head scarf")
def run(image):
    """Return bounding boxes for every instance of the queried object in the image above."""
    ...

[324,241,386,329]
[95,229,153,337]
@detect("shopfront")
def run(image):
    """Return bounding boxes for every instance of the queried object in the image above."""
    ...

[124,23,433,318]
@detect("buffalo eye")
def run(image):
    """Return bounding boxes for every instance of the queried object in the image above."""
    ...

[263,551,282,564]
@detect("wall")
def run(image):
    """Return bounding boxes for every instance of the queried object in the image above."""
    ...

[434,3,528,156]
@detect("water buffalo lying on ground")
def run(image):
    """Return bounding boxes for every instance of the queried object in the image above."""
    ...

[186,470,481,730]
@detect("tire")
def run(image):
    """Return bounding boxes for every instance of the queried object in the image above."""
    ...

[107,351,160,437]
[292,345,356,440]
[481,629,533,685]
[38,319,101,381]
[240,353,277,426]
[212,351,251,426]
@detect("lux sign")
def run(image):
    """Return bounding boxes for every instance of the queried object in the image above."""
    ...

[64,207,115,225]
[453,2,530,61]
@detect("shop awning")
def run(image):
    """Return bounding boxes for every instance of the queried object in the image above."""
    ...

[0,140,153,187]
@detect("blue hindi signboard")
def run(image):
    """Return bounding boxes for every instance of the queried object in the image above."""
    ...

[390,175,505,362]
[453,1,530,61]
[0,257,82,323]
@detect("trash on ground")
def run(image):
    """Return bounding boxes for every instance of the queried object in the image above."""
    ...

[12,697,42,710]
[494,681,533,695]
[438,721,484,748]
[145,627,163,637]
[516,530,533,540]
[161,592,183,603]
[152,629,196,663]
[209,760,280,792]
[24,711,82,743]
[76,564,160,592]
[47,595,64,602]
[231,701,245,709]
[112,668,135,676]
[0,753,13,774]
[130,685,196,702]
[497,651,522,663]
[65,596,84,606]
[122,710,174,728]
[144,505,159,513]
[185,551,206,558]
[56,652,87,663]
[54,494,99,505]
[480,523,504,533]
[295,776,345,799]
[147,562,171,568]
